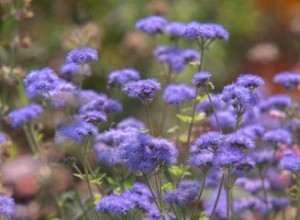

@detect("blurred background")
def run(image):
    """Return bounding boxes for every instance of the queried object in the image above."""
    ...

[1,0,300,91]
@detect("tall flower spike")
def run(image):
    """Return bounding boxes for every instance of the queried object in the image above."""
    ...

[66,47,98,64]
[135,15,167,34]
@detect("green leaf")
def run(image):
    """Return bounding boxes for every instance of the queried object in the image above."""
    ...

[124,176,135,189]
[168,165,191,178]
[139,129,150,133]
[73,173,85,180]
[166,125,179,134]
[90,173,106,185]
[194,113,205,122]
[196,94,208,103]
[176,114,192,124]
[188,60,201,68]
[199,217,209,220]
[162,182,174,191]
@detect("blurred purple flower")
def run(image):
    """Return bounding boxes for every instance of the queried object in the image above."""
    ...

[122,79,161,100]
[163,84,195,106]
[7,103,43,128]
[108,68,140,87]
[66,47,98,64]
[135,16,167,34]
[274,71,300,90]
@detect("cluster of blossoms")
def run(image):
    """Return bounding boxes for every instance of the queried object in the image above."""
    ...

[3,13,300,220]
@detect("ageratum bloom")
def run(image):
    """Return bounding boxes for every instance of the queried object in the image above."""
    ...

[164,22,186,38]
[280,150,300,172]
[274,71,300,90]
[252,149,274,166]
[193,131,223,151]
[164,180,200,206]
[192,71,212,87]
[119,133,178,173]
[153,46,200,73]
[221,83,257,114]
[47,80,77,108]
[238,124,265,140]
[7,103,43,128]
[262,129,292,146]
[94,142,122,166]
[96,194,134,215]
[66,47,98,64]
[260,95,292,112]
[56,120,98,143]
[225,133,255,149]
[116,117,146,130]
[197,94,226,115]
[23,67,60,98]
[237,74,264,90]
[236,178,269,194]
[60,63,91,80]
[234,197,268,216]
[183,22,229,41]
[135,15,167,34]
[0,195,16,218]
[108,68,140,87]
[163,84,195,106]
[122,79,161,100]
[210,111,236,130]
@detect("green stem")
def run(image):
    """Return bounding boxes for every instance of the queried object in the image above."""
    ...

[73,185,90,220]
[226,183,231,220]
[259,169,271,220]
[143,174,161,212]
[210,173,225,220]
[23,126,37,154]
[295,173,300,220]
[144,102,153,136]
[204,85,220,130]
[190,172,207,219]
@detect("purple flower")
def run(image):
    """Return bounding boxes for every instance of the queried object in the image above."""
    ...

[210,111,236,130]
[192,71,212,87]
[183,22,229,41]
[164,22,186,37]
[274,71,300,90]
[260,95,292,111]
[197,94,226,115]
[234,197,268,216]
[188,149,214,169]
[56,120,98,143]
[262,129,292,146]
[78,110,107,123]
[108,68,140,87]
[269,197,289,211]
[237,74,265,90]
[221,83,257,114]
[238,124,265,140]
[122,79,161,100]
[193,131,223,151]
[225,132,255,149]
[119,133,177,173]
[236,178,269,194]
[252,149,274,166]
[214,145,245,167]
[116,117,146,130]
[47,80,77,108]
[66,47,98,64]
[280,150,300,172]
[0,195,16,218]
[135,16,167,34]
[23,67,60,98]
[164,180,200,206]
[96,194,134,215]
[94,142,122,166]
[163,84,195,106]
[60,63,91,80]
[153,46,200,73]
[7,103,43,128]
